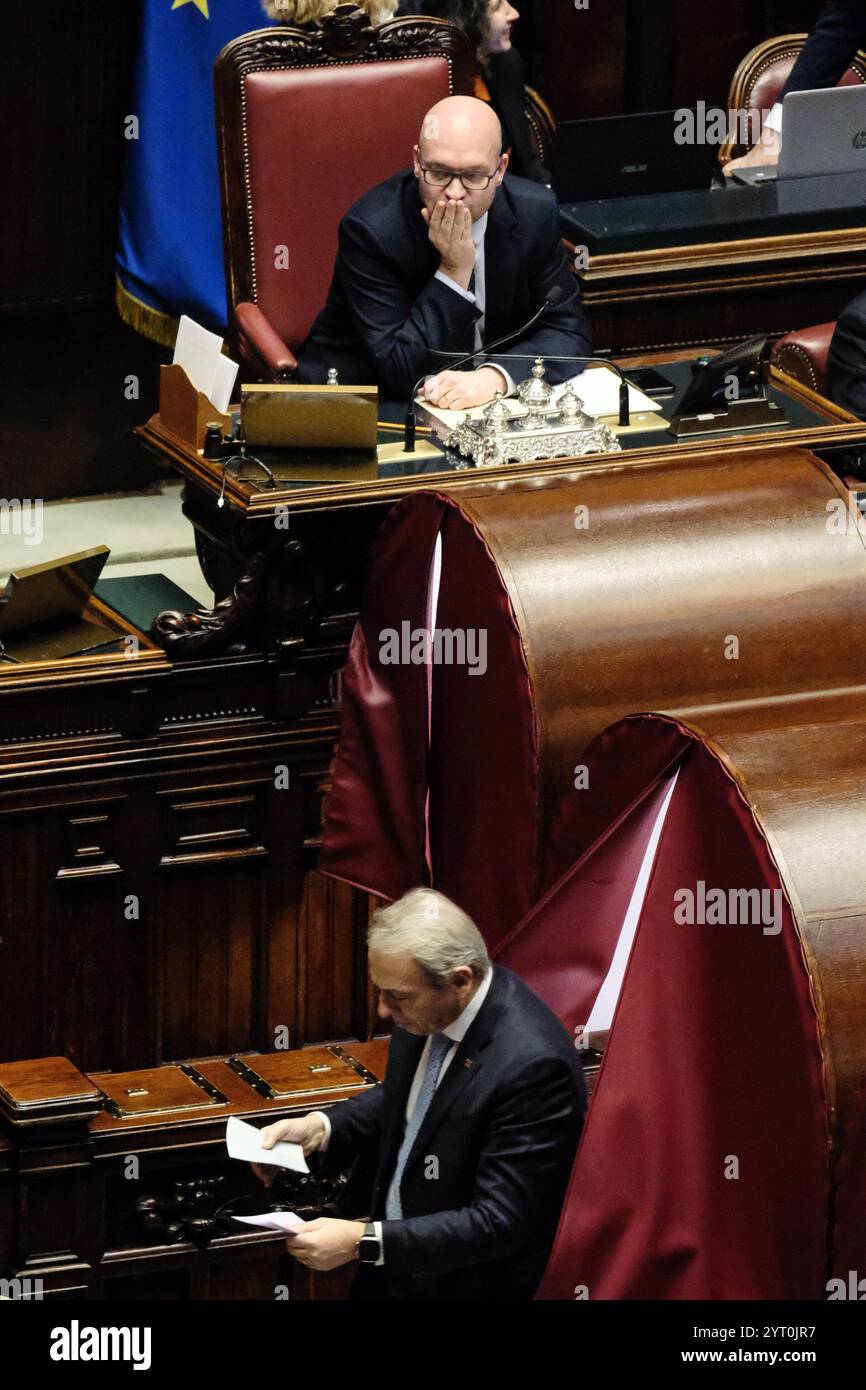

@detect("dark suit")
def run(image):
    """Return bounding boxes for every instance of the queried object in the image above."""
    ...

[295,170,590,397]
[322,964,586,1300]
[828,287,866,416]
[781,0,866,100]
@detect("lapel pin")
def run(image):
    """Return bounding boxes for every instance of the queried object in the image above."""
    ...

[464,1058,473,1069]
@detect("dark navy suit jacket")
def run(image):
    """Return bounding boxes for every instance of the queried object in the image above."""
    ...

[781,0,866,99]
[322,964,587,1300]
[829,287,866,416]
[296,169,591,397]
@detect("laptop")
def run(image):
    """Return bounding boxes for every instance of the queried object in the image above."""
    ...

[730,84,866,185]
[553,111,716,203]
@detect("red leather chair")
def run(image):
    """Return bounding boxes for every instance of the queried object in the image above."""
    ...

[770,324,835,396]
[214,7,475,381]
[720,33,866,166]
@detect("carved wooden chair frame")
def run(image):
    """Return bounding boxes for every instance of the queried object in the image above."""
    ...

[720,32,866,165]
[214,6,476,333]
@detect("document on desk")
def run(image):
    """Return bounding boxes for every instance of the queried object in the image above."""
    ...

[418,365,662,429]
[173,314,238,411]
[571,366,663,418]
[225,1115,310,1174]
[231,1211,305,1233]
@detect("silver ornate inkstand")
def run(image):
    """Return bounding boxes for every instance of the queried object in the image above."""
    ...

[443,358,621,468]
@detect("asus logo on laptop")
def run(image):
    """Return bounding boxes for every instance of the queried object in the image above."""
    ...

[620,163,649,175]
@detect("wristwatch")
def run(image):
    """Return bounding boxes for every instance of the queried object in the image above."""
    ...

[356,1223,381,1264]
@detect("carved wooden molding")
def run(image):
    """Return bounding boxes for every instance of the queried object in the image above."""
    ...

[218,11,475,78]
[151,538,318,660]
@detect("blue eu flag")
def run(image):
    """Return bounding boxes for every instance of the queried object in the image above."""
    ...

[116,0,267,344]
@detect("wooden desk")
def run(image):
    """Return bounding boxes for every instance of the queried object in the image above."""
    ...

[563,178,866,353]
[135,357,866,661]
[0,635,376,1078]
[0,1041,389,1300]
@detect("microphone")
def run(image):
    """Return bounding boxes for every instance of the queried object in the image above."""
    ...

[403,288,566,453]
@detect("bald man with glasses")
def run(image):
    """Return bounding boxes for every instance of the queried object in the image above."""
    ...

[296,96,590,408]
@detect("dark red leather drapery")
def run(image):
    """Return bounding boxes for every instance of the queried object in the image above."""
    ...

[318,492,447,899]
[319,492,539,943]
[498,716,831,1299]
[320,452,866,948]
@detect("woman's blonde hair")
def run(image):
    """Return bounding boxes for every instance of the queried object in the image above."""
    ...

[262,1,397,24]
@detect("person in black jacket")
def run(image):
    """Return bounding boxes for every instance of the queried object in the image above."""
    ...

[399,0,550,182]
[254,888,586,1300]
[828,287,866,417]
[724,0,866,175]
[295,95,589,407]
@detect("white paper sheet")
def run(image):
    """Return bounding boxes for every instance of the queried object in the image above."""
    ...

[231,1211,305,1232]
[585,771,679,1036]
[569,367,663,418]
[172,314,224,399]
[418,364,662,430]
[225,1115,310,1174]
[210,352,239,415]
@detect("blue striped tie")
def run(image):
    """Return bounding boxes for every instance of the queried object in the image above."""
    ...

[385,1032,453,1220]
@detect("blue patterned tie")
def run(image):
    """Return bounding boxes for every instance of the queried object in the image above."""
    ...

[385,1032,453,1219]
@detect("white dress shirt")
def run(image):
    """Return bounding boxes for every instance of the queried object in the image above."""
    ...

[433,213,516,395]
[764,102,784,133]
[311,968,494,1265]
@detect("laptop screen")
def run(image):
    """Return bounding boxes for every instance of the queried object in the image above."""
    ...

[554,110,716,203]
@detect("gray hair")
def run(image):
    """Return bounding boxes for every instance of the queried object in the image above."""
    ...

[368,888,490,986]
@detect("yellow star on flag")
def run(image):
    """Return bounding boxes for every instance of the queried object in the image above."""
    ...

[172,0,210,17]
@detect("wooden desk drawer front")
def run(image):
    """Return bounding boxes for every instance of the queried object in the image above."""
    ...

[227,1046,371,1100]
[96,1064,229,1118]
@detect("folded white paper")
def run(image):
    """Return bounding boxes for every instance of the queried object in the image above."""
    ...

[231,1211,304,1233]
[173,313,238,412]
[568,367,663,418]
[225,1115,310,1174]
[173,315,223,398]
[211,352,239,415]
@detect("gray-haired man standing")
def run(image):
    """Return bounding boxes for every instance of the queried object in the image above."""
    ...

[255,888,586,1300]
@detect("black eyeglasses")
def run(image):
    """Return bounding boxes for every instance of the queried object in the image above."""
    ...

[419,163,500,191]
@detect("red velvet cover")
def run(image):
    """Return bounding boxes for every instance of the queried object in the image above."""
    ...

[320,494,538,944]
[428,502,538,945]
[319,493,447,899]
[498,716,831,1300]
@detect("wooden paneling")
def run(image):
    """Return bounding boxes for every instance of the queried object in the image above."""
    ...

[1,3,139,309]
[1,3,158,499]
[0,648,372,1076]
[535,0,826,122]
[581,233,866,354]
